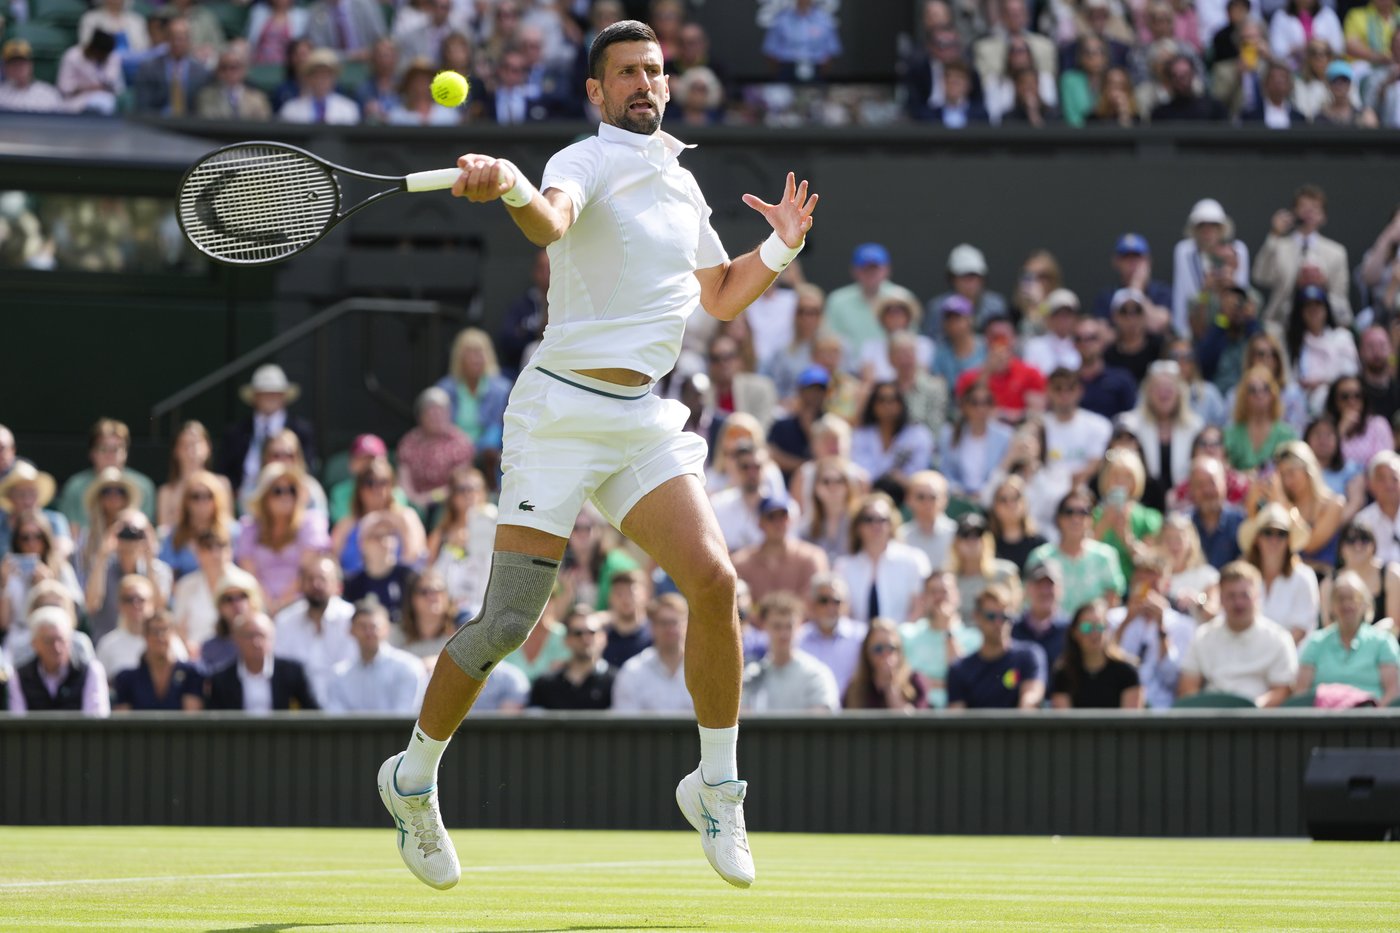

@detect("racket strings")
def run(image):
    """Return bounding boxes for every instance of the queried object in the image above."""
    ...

[178,145,339,264]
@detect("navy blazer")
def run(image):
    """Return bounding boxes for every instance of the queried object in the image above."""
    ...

[206,657,320,711]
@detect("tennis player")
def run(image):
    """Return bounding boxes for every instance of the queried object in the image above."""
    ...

[377,20,817,891]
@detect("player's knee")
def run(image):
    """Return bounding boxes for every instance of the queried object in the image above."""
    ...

[674,555,737,609]
[442,550,558,677]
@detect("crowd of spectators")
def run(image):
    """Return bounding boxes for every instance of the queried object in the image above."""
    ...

[5,175,1400,717]
[3,0,1400,128]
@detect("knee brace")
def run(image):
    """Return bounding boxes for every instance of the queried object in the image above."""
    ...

[444,551,559,678]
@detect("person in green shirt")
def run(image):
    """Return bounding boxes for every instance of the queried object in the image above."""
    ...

[1093,448,1162,584]
[1027,486,1126,615]
[1224,365,1297,471]
[55,418,157,530]
[1059,35,1108,128]
[1296,569,1400,704]
[823,243,918,358]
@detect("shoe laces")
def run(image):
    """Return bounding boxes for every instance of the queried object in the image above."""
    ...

[707,786,751,854]
[401,793,444,857]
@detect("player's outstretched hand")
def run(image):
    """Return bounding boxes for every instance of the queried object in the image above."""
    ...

[742,172,818,249]
[453,155,515,202]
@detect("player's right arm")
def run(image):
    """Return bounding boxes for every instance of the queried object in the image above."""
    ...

[451,155,575,247]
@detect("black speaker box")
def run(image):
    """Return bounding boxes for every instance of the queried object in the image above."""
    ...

[1304,748,1400,841]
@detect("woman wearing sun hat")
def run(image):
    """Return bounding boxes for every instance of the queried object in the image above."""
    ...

[77,466,141,581]
[0,461,71,557]
[1239,501,1320,644]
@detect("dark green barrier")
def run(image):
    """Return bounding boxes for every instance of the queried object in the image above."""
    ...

[3,711,1398,836]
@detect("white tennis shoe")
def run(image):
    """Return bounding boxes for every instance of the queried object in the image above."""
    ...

[377,753,461,890]
[675,767,755,888]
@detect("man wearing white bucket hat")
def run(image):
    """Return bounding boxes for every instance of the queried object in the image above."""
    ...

[1170,198,1252,338]
[219,364,319,502]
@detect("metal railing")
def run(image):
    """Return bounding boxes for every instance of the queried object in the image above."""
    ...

[148,297,449,453]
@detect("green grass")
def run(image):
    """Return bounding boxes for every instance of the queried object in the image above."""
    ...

[2,827,1398,931]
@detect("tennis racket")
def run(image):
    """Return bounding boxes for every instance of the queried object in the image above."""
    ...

[176,140,463,266]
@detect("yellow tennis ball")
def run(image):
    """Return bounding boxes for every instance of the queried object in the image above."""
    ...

[431,70,470,108]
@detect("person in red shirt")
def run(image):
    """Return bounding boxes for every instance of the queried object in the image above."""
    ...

[955,317,1047,422]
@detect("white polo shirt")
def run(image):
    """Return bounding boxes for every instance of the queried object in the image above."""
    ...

[612,647,693,712]
[533,122,729,381]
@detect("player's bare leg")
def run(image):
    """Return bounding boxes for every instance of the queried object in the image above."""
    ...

[378,524,566,890]
[621,474,755,887]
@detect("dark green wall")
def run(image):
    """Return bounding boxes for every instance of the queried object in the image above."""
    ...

[6,123,1399,480]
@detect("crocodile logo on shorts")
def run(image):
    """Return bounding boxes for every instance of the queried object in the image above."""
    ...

[518,500,535,511]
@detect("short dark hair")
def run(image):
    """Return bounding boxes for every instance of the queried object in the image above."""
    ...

[588,19,660,79]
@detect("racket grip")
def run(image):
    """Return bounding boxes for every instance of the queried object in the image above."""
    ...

[405,168,462,193]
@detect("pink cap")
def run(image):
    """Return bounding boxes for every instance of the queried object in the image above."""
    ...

[350,434,387,458]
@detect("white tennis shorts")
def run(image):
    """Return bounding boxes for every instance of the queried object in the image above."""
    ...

[497,366,709,537]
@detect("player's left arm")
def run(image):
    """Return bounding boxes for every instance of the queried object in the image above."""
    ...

[695,172,818,322]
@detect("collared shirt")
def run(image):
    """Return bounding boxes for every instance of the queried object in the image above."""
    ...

[242,411,286,497]
[0,79,67,113]
[96,626,190,684]
[742,649,839,712]
[1182,615,1298,700]
[8,659,110,715]
[834,542,933,624]
[533,122,728,380]
[796,617,867,694]
[1299,624,1400,699]
[324,644,426,713]
[1107,606,1198,709]
[238,658,275,715]
[1354,502,1400,565]
[274,596,358,705]
[897,514,957,571]
[612,647,692,712]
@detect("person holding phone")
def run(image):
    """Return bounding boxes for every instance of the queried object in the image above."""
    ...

[1,510,82,647]
[1094,449,1163,584]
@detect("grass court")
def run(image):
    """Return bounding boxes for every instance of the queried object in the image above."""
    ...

[2,827,1396,931]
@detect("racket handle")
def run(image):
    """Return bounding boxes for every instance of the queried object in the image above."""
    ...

[405,168,462,193]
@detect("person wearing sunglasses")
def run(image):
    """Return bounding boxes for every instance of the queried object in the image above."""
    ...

[834,492,931,625]
[529,604,616,710]
[939,381,1014,501]
[1320,521,1400,629]
[331,457,426,580]
[159,469,237,582]
[796,574,865,696]
[1027,487,1126,616]
[95,574,190,686]
[842,618,928,710]
[84,509,172,646]
[1297,569,1400,706]
[1354,451,1400,565]
[235,463,329,615]
[1050,600,1142,709]
[0,510,81,649]
[1326,375,1395,469]
[947,584,1046,710]
[1225,365,1298,472]
[1107,556,1198,709]
[200,567,266,673]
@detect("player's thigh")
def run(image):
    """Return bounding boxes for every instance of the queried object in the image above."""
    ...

[494,523,567,561]
[618,473,735,599]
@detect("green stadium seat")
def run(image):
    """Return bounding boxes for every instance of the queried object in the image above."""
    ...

[339,59,368,94]
[247,62,282,94]
[322,449,352,489]
[13,21,72,55]
[31,53,60,84]
[32,0,86,32]
[1174,691,1257,709]
[206,0,250,39]
[1281,690,1316,708]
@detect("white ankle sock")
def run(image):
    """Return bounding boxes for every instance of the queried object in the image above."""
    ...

[698,724,739,784]
[397,722,450,794]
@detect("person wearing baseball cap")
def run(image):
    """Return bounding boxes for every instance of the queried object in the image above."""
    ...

[824,242,917,356]
[930,294,988,390]
[0,38,66,114]
[328,434,405,524]
[768,366,831,477]
[730,495,827,606]
[1023,288,1082,376]
[1092,233,1172,324]
[922,243,1009,343]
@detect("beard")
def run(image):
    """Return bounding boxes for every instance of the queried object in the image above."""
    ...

[306,594,330,611]
[607,92,664,134]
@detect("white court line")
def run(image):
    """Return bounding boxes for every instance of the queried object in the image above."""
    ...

[0,858,696,890]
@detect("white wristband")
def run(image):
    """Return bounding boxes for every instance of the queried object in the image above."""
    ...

[758,230,803,272]
[497,160,535,208]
